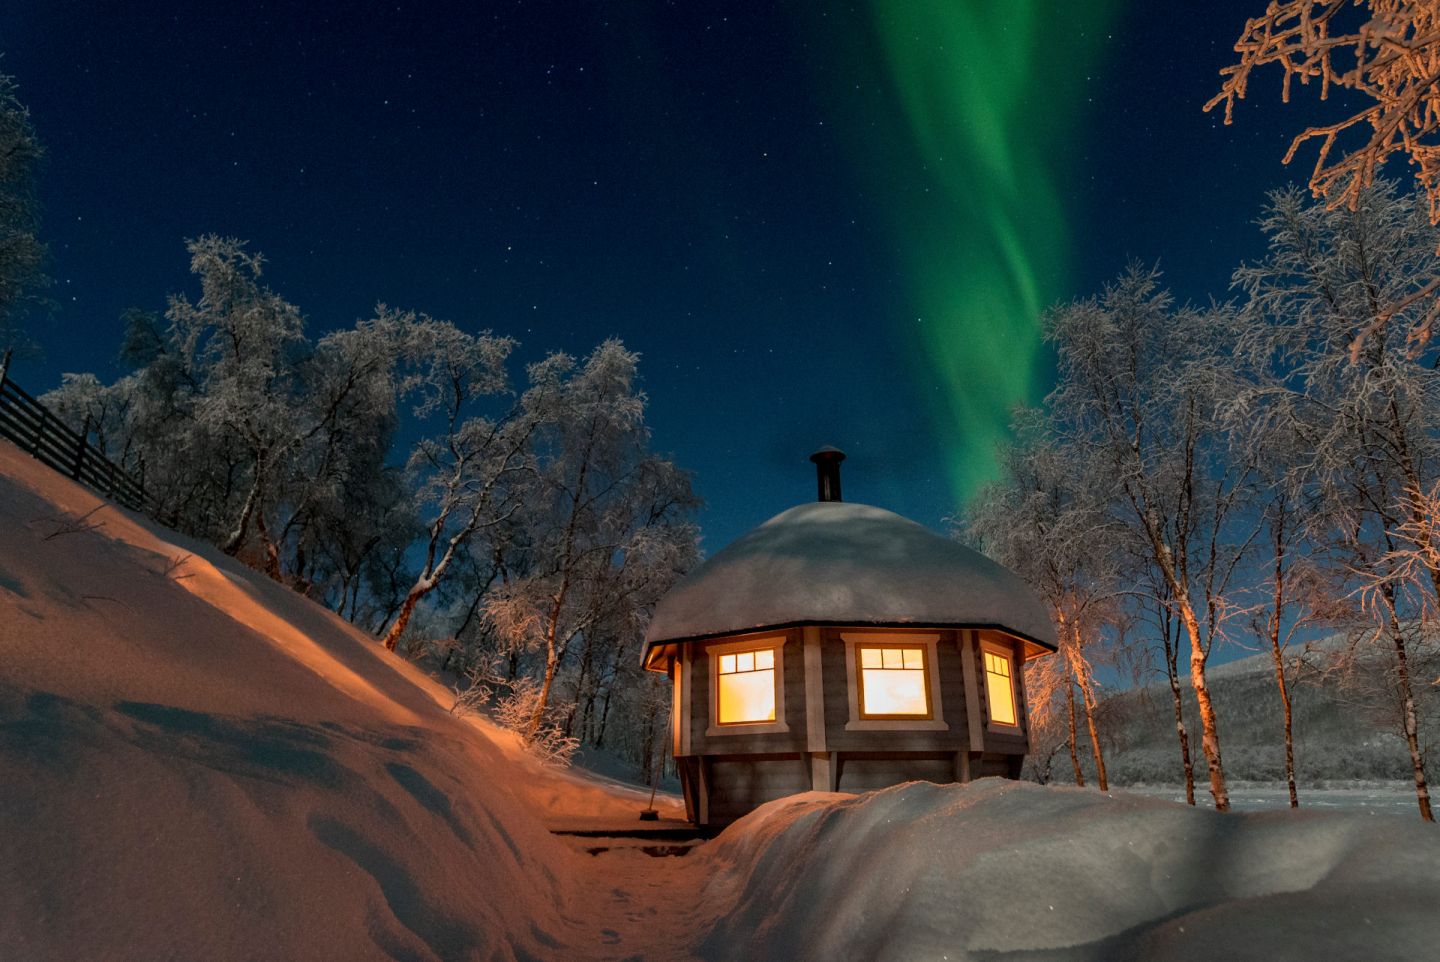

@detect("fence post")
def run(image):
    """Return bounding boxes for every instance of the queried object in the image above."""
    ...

[28,405,42,458]
[0,347,11,388]
[71,416,90,480]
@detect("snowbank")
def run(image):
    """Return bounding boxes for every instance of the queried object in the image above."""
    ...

[691,779,1440,961]
[0,441,591,962]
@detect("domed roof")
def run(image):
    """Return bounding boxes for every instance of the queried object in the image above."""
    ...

[644,501,1057,657]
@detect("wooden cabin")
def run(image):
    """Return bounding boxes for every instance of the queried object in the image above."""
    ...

[642,447,1058,828]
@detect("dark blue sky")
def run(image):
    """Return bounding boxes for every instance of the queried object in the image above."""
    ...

[2,0,1334,550]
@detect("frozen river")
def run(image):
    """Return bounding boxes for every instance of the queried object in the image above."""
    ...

[1119,783,1425,815]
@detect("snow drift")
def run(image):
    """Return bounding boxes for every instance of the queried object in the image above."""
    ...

[692,779,1440,961]
[0,441,590,962]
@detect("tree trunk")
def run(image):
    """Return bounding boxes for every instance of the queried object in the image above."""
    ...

[222,472,263,556]
[1267,534,1299,809]
[569,643,594,738]
[380,524,467,651]
[255,505,282,581]
[595,684,614,748]
[1066,680,1085,787]
[382,582,429,652]
[1161,624,1196,805]
[1178,596,1229,811]
[529,645,561,739]
[1385,599,1434,821]
[1078,679,1109,792]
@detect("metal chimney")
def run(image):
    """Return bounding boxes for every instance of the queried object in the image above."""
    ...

[809,446,846,503]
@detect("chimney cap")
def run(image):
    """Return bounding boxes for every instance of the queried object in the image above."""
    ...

[809,446,845,502]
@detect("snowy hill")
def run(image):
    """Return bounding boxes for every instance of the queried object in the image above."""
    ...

[0,439,660,961]
[1077,643,1440,788]
[2,438,1438,961]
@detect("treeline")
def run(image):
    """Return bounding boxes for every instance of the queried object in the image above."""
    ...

[40,236,700,773]
[966,182,1440,821]
[0,67,694,778]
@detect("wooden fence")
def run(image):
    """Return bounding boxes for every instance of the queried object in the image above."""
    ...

[0,351,161,516]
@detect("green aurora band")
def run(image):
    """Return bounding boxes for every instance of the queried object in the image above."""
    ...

[851,2,1118,502]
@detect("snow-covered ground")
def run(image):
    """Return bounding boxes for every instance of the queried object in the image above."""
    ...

[2,439,1437,961]
[1124,783,1425,815]
[689,780,1440,961]
[0,439,658,960]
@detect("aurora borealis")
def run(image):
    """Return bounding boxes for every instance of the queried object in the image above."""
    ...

[852,1,1118,498]
[1,1,1329,546]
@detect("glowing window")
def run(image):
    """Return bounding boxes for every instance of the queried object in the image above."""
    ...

[716,646,776,724]
[984,649,1018,726]
[856,645,931,718]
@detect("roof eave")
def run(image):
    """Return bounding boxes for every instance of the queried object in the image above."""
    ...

[641,619,1057,671]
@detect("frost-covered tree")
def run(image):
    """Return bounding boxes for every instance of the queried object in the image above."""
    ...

[482,340,700,739]
[1044,266,1256,811]
[163,236,309,556]
[0,71,47,362]
[1208,2,1440,353]
[1232,182,1440,820]
[259,310,414,584]
[36,231,699,774]
[1220,375,1333,810]
[378,314,524,651]
[43,247,423,608]
[106,240,414,586]
[968,428,1123,791]
[40,371,139,464]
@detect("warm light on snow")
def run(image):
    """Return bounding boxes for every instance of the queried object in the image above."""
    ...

[717,646,776,723]
[858,645,929,716]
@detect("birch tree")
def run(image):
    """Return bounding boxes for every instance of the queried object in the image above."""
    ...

[379,315,525,651]
[968,430,1122,790]
[1045,267,1256,811]
[1221,398,1330,809]
[1208,2,1440,354]
[483,340,699,740]
[258,311,413,584]
[1232,182,1440,820]
[164,236,310,557]
[0,71,47,361]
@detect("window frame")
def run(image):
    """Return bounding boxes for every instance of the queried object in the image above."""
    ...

[705,635,790,736]
[980,638,1021,732]
[853,641,934,721]
[841,632,949,732]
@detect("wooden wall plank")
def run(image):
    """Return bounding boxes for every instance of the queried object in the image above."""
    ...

[803,625,825,753]
[960,630,985,753]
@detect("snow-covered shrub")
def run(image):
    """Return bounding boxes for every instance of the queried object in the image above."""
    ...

[446,661,495,718]
[490,675,580,766]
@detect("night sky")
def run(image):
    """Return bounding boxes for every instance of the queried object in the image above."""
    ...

[2,1,1336,551]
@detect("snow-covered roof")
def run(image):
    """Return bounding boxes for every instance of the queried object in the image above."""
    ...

[644,501,1057,655]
